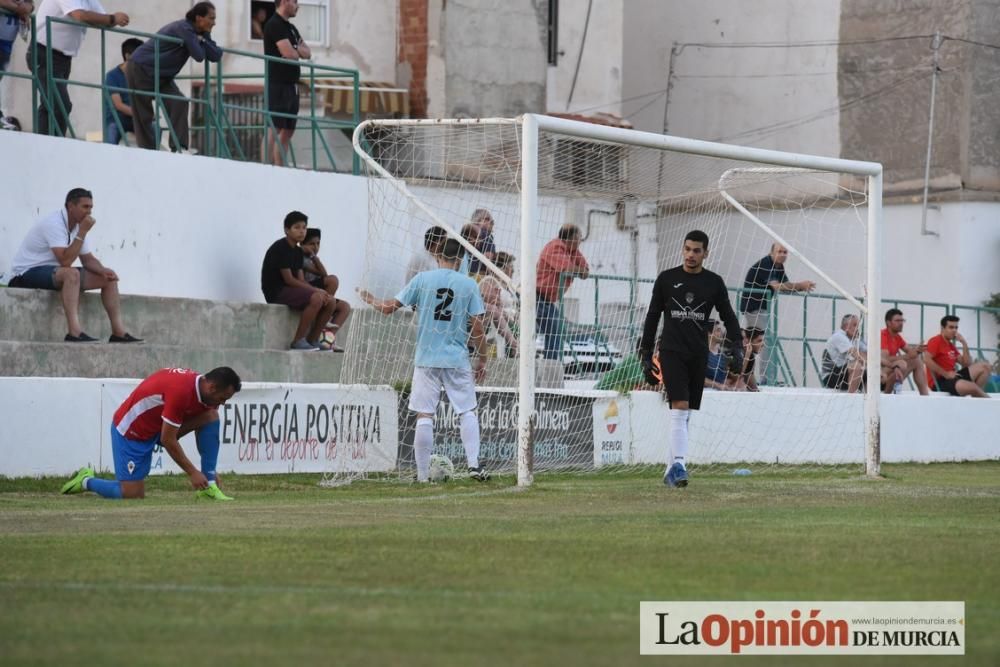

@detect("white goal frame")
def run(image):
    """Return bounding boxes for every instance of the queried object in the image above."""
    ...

[353,114,884,486]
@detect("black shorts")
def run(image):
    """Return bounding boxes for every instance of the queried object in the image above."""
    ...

[267,83,300,130]
[661,351,708,410]
[933,367,972,396]
[823,366,851,391]
[823,365,869,391]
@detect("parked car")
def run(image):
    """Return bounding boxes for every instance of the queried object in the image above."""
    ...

[536,333,624,377]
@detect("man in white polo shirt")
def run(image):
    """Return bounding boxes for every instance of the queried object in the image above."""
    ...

[8,187,142,343]
[26,0,128,136]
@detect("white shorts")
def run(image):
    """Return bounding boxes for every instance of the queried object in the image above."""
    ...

[409,366,478,415]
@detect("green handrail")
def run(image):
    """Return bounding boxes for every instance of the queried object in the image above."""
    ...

[557,271,999,386]
[26,17,364,173]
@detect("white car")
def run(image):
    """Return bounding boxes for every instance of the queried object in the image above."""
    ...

[536,334,624,376]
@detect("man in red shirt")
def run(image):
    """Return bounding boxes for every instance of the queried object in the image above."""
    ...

[924,315,990,398]
[880,308,929,395]
[61,366,243,499]
[535,224,589,360]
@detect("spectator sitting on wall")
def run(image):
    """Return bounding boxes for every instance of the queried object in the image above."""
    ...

[704,324,763,392]
[7,187,142,343]
[28,0,129,137]
[0,0,34,130]
[734,328,764,392]
[261,210,337,350]
[126,1,220,152]
[704,321,731,391]
[880,307,929,395]
[479,250,518,357]
[458,223,481,276]
[405,225,446,282]
[102,36,141,145]
[300,227,351,351]
[468,208,498,276]
[923,315,991,398]
[822,314,866,393]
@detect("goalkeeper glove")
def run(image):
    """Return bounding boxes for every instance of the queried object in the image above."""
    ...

[639,350,661,386]
[725,341,745,375]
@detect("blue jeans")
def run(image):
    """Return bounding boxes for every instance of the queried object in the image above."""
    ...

[536,297,564,360]
[104,122,121,144]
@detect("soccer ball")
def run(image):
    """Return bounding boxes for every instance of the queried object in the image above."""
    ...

[317,328,337,350]
[428,454,454,482]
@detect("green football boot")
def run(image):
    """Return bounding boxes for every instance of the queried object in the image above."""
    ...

[195,481,234,501]
[60,467,94,494]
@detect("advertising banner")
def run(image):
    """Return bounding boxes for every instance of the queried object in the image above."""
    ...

[100,382,398,475]
[398,389,628,471]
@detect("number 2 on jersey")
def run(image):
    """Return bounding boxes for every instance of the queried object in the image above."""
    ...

[434,288,455,321]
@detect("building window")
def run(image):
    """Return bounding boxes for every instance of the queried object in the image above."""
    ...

[249,0,328,45]
[553,138,627,189]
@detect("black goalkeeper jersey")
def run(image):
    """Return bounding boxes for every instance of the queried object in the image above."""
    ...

[640,265,742,357]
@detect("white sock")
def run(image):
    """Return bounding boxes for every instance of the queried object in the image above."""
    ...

[669,409,690,470]
[415,417,433,481]
[460,410,481,468]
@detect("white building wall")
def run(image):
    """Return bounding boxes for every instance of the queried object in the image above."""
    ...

[546,0,624,116]
[618,0,842,157]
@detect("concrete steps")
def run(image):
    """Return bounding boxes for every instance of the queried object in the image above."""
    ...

[0,288,327,349]
[0,288,564,386]
[0,340,345,383]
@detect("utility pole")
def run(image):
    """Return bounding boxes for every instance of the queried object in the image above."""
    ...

[920,31,942,237]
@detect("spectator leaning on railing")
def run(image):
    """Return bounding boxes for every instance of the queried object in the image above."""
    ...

[535,224,589,360]
[27,0,129,136]
[125,1,220,152]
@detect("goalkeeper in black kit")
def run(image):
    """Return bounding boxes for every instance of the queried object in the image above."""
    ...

[639,230,744,488]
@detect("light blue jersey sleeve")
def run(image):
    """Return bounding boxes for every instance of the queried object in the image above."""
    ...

[395,269,485,368]
[396,273,423,308]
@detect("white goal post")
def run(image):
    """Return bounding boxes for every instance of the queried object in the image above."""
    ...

[351,114,884,487]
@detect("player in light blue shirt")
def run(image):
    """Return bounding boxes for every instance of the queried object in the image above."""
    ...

[359,238,490,483]
[395,267,484,368]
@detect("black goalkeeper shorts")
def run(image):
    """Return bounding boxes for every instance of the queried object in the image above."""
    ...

[661,351,708,410]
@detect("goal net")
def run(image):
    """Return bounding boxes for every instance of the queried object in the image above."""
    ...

[332,115,882,487]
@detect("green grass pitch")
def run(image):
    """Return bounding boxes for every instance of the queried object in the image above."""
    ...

[1,463,998,666]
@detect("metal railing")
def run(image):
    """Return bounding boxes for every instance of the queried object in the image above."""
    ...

[23,17,362,173]
[556,272,1000,387]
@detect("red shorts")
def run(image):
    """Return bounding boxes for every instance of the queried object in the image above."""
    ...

[273,286,316,310]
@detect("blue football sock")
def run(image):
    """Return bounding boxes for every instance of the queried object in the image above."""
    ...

[86,477,123,499]
[196,419,221,483]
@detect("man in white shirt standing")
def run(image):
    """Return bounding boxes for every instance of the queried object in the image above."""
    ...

[8,187,141,343]
[27,0,128,136]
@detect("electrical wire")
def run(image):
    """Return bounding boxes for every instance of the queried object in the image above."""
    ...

[710,69,933,144]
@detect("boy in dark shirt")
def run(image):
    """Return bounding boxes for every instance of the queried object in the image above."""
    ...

[639,230,743,488]
[261,211,336,350]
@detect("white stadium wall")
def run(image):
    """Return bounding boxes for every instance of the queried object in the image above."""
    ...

[0,377,995,478]
[0,131,370,306]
